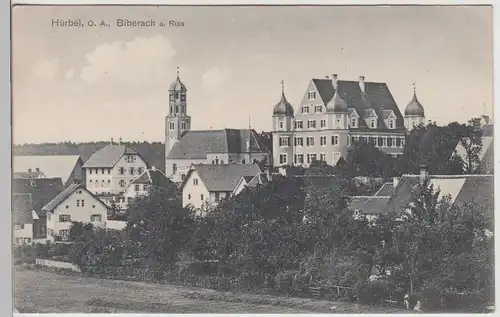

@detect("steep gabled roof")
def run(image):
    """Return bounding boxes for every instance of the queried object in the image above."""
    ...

[83,144,142,168]
[12,178,64,216]
[349,196,391,215]
[167,129,270,160]
[13,155,81,185]
[184,164,262,192]
[383,174,494,216]
[310,78,406,132]
[130,168,173,188]
[12,193,35,225]
[42,183,108,213]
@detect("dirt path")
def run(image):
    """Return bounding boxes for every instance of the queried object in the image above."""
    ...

[13,268,403,313]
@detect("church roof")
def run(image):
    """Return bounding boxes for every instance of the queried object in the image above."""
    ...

[83,144,142,168]
[310,78,406,132]
[167,129,270,160]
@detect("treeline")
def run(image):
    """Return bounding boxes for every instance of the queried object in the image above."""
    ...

[13,141,166,172]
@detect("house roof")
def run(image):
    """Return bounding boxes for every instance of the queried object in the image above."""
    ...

[185,163,262,192]
[167,129,270,160]
[130,168,173,187]
[383,174,494,216]
[12,178,64,216]
[13,171,46,179]
[349,196,391,215]
[83,144,141,168]
[374,182,395,196]
[42,183,108,213]
[310,78,406,131]
[13,155,81,185]
[12,193,34,225]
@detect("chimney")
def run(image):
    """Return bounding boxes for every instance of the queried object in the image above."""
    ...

[118,137,122,145]
[419,165,429,180]
[325,75,329,79]
[392,177,399,188]
[110,137,114,145]
[332,74,338,89]
[359,76,365,93]
[151,166,156,171]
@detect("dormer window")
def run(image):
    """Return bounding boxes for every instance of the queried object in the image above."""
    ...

[351,118,357,128]
[370,119,377,128]
[388,119,395,129]
[301,106,309,114]
[307,92,316,100]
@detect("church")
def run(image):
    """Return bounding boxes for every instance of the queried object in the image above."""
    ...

[165,69,271,182]
[271,74,426,168]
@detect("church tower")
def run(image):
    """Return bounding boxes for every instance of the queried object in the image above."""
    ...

[165,67,191,172]
[404,83,426,131]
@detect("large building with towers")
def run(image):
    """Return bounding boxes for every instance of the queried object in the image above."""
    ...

[165,69,271,182]
[271,75,425,168]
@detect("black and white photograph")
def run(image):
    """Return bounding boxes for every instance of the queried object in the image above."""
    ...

[11,4,494,314]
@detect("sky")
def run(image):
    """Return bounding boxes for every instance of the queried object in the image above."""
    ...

[12,5,493,144]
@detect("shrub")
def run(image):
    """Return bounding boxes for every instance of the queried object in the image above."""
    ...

[356,278,395,305]
[274,270,296,294]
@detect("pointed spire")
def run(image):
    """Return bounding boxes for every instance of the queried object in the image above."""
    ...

[281,79,285,95]
[412,81,418,100]
[176,65,180,78]
[248,116,251,130]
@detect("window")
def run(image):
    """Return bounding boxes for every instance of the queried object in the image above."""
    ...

[392,137,397,147]
[108,180,111,184]
[14,224,24,230]
[89,169,92,174]
[301,106,309,114]
[200,194,204,201]
[331,135,339,145]
[307,153,317,163]
[90,180,93,186]
[135,184,140,191]
[137,167,143,175]
[95,168,99,175]
[307,91,316,100]
[119,167,125,175]
[90,214,102,222]
[215,192,220,201]
[378,137,384,147]
[351,118,357,128]
[401,138,405,147]
[169,122,175,130]
[396,138,401,147]
[387,137,393,147]
[76,200,80,207]
[129,167,135,175]
[320,119,327,128]
[143,184,149,191]
[173,164,177,174]
[59,229,70,237]
[294,154,304,164]
[279,121,284,129]
[279,154,287,165]
[295,121,303,129]
[370,119,376,128]
[107,168,111,174]
[320,153,326,161]
[100,168,104,174]
[170,95,174,101]
[389,119,395,129]
[279,136,290,147]
[81,200,85,207]
[193,178,199,186]
[59,214,71,222]
[294,137,304,146]
[307,120,316,129]
[320,136,327,146]
[315,105,322,113]
[306,137,315,147]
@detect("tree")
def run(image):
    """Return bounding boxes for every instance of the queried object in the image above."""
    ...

[345,140,396,178]
[456,118,483,174]
[126,184,195,279]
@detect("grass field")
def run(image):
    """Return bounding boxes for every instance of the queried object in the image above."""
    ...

[13,267,406,313]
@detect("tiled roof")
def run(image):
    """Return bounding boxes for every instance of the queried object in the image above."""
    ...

[12,178,64,216]
[12,193,34,225]
[130,168,173,188]
[311,79,406,131]
[167,129,270,160]
[186,163,262,192]
[42,183,108,213]
[83,144,140,168]
[13,155,82,185]
[383,174,494,216]
[349,196,391,215]
[374,182,395,196]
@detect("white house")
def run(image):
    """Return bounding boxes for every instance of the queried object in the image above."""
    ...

[181,163,262,211]
[82,141,148,205]
[12,193,38,245]
[119,166,173,209]
[42,183,108,242]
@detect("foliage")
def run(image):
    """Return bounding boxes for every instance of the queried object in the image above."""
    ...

[345,140,397,178]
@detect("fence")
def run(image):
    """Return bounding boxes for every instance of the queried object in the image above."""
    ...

[35,258,81,272]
